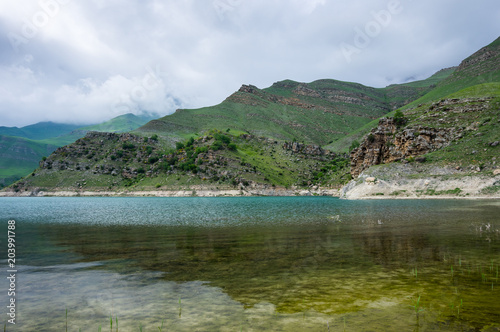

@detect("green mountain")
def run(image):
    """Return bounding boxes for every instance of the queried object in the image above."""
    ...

[0,113,155,188]
[78,113,157,134]
[9,130,350,193]
[403,37,500,108]
[136,75,449,147]
[4,37,499,195]
[0,135,58,187]
[0,122,82,140]
[329,37,500,153]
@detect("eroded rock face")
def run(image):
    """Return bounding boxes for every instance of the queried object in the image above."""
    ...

[350,118,458,177]
[283,141,331,156]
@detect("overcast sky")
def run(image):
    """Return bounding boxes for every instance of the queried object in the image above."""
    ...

[0,0,499,127]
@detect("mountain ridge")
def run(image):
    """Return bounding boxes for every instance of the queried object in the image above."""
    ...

[3,36,500,195]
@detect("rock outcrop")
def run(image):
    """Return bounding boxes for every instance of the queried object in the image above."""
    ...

[282,141,332,156]
[350,118,460,178]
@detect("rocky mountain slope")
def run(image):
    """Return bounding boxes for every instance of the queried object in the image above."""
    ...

[3,37,499,197]
[137,76,446,147]
[0,114,153,188]
[341,83,500,199]
[7,130,350,195]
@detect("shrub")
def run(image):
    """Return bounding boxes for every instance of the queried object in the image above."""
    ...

[150,134,158,141]
[122,142,135,150]
[349,140,360,151]
[228,143,237,151]
[137,167,145,174]
[148,156,159,164]
[195,146,208,154]
[394,110,407,126]
[214,133,231,144]
[175,142,185,150]
[367,134,375,143]
[186,137,195,147]
[211,141,223,151]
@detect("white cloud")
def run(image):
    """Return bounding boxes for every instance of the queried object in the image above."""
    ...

[0,0,499,127]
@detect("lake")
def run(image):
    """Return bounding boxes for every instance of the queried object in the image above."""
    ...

[1,197,499,331]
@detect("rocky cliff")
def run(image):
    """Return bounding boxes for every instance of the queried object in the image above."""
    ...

[350,97,497,178]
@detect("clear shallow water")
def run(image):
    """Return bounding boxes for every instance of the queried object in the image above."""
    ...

[1,197,499,331]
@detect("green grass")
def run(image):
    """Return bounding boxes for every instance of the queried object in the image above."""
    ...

[136,76,445,148]
[12,131,351,192]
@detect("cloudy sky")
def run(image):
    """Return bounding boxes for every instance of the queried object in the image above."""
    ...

[0,0,499,127]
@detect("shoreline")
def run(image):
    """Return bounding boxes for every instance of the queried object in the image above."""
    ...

[0,188,498,199]
[0,188,341,198]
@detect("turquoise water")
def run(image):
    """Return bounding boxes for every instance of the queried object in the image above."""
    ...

[1,197,499,331]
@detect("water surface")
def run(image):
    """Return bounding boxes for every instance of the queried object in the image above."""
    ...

[1,197,499,331]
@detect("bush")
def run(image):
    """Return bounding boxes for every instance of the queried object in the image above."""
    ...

[186,137,195,147]
[367,134,375,143]
[195,146,208,154]
[175,142,185,150]
[122,142,135,150]
[148,156,159,164]
[228,143,237,151]
[214,133,231,144]
[150,134,158,141]
[394,110,407,126]
[349,140,360,151]
[211,141,223,151]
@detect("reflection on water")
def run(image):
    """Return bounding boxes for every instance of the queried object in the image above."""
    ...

[1,197,499,331]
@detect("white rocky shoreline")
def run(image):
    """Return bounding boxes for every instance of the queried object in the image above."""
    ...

[0,187,341,198]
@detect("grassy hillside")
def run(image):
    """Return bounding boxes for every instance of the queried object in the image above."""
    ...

[328,37,500,154]
[78,113,156,133]
[0,113,157,188]
[0,122,82,140]
[345,82,500,198]
[0,135,58,188]
[401,82,500,169]
[136,77,444,147]
[11,130,351,193]
[403,37,500,108]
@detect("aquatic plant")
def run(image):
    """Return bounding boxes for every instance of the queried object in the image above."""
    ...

[457,299,463,319]
[179,297,182,317]
[66,307,68,332]
[158,319,165,332]
[410,295,425,318]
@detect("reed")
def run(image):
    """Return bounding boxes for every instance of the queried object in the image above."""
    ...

[457,299,462,319]
[66,307,68,332]
[158,319,164,332]
[179,297,182,317]
[451,265,454,278]
[410,295,424,318]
